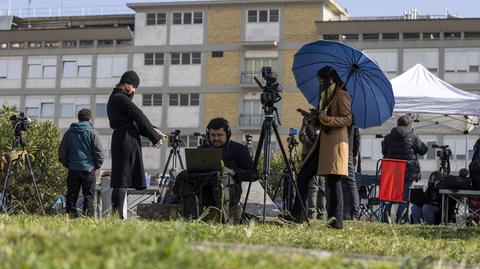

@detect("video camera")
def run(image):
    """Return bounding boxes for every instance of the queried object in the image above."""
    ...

[10,112,30,134]
[255,66,282,107]
[432,144,452,160]
[168,130,184,148]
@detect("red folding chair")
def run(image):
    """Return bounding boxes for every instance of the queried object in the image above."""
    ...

[377,159,409,222]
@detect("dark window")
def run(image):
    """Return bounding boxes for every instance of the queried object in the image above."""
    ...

[382,33,399,40]
[363,33,379,40]
[470,65,480,72]
[342,34,359,41]
[171,53,180,65]
[181,53,191,65]
[248,10,257,22]
[153,94,162,106]
[259,10,268,22]
[146,13,156,25]
[269,9,279,22]
[63,40,77,48]
[212,51,224,58]
[445,32,461,40]
[95,103,108,118]
[403,33,420,40]
[173,13,182,24]
[465,32,480,39]
[193,12,203,24]
[143,94,152,106]
[192,52,201,64]
[427,68,438,73]
[79,40,94,47]
[116,39,132,46]
[180,94,189,106]
[423,32,440,40]
[98,40,113,47]
[169,94,179,106]
[157,13,166,24]
[154,53,164,65]
[144,53,154,65]
[183,12,192,24]
[323,34,339,40]
[29,41,42,48]
[190,94,199,106]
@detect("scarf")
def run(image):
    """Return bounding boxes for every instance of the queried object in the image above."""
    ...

[319,82,337,111]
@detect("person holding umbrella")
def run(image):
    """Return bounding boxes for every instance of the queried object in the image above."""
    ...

[290,66,352,229]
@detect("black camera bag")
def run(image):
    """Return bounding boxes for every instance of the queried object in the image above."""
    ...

[437,175,472,190]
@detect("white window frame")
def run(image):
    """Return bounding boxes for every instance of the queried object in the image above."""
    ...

[247,9,280,23]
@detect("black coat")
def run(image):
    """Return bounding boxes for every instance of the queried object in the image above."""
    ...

[107,88,161,189]
[382,126,428,181]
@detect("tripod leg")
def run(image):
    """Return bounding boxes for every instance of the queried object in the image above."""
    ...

[262,118,273,222]
[0,160,14,213]
[241,123,266,221]
[24,153,45,214]
[272,122,309,224]
[159,149,174,203]
[177,149,185,170]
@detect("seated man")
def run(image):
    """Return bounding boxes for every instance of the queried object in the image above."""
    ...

[173,117,253,222]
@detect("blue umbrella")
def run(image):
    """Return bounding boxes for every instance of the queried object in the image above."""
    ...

[292,40,394,128]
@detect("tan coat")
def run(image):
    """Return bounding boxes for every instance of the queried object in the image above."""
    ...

[301,88,352,176]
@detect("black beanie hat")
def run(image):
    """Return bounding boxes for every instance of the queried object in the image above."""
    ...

[78,108,91,122]
[119,70,140,88]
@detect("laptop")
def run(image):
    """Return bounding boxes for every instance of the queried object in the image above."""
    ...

[185,148,223,173]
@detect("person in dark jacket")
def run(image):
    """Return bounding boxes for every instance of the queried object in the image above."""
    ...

[411,171,442,225]
[198,117,254,205]
[342,126,360,220]
[381,114,428,223]
[107,70,164,219]
[59,108,104,217]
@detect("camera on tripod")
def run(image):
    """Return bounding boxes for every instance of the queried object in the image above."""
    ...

[255,66,282,107]
[287,128,299,147]
[432,144,452,160]
[168,130,184,148]
[10,112,30,133]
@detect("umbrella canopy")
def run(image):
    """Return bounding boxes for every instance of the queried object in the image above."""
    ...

[292,40,395,128]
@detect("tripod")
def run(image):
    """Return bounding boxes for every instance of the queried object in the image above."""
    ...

[158,139,185,203]
[272,133,300,213]
[241,72,308,223]
[1,131,44,214]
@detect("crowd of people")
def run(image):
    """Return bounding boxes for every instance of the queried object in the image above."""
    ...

[57,68,479,227]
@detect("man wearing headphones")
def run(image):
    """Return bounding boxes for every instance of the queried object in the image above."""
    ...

[198,117,254,207]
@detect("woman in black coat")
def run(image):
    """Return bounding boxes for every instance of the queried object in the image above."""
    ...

[107,71,163,218]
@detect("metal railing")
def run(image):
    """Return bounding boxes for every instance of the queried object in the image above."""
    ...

[240,71,278,85]
[0,5,133,18]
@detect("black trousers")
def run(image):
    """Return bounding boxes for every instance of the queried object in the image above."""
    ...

[111,188,128,219]
[292,148,344,224]
[66,170,96,217]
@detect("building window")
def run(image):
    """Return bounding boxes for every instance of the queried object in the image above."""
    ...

[60,103,74,118]
[41,103,54,118]
[171,52,201,65]
[382,33,399,40]
[423,32,440,40]
[95,103,107,118]
[444,32,461,40]
[142,94,162,106]
[465,32,480,39]
[341,34,359,41]
[172,12,202,25]
[169,93,199,106]
[146,13,166,25]
[63,40,77,48]
[44,41,59,48]
[0,59,22,79]
[323,34,339,41]
[363,33,379,40]
[212,51,224,58]
[26,107,39,118]
[193,12,203,24]
[183,12,192,24]
[144,53,164,65]
[173,13,182,24]
[403,33,420,40]
[116,39,132,46]
[10,42,24,49]
[0,42,7,49]
[247,9,279,23]
[79,40,94,47]
[28,59,57,79]
[63,57,92,78]
[98,40,113,47]
[28,41,43,49]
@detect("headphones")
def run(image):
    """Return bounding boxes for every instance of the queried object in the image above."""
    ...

[206,117,232,141]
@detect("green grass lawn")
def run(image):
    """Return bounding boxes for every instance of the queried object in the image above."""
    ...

[0,215,479,269]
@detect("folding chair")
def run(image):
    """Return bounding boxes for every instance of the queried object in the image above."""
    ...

[377,158,409,223]
[357,173,381,221]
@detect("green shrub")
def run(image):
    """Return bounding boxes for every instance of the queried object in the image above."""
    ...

[0,105,67,214]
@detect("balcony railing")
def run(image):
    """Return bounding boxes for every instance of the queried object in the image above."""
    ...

[239,113,263,128]
[240,71,278,86]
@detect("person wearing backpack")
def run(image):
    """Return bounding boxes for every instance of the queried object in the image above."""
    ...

[59,108,104,217]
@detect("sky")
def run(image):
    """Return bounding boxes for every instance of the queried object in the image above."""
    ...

[1,0,480,18]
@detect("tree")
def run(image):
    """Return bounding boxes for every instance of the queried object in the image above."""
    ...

[0,105,66,214]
